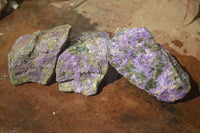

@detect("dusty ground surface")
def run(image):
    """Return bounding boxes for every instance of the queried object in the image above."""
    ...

[0,0,200,132]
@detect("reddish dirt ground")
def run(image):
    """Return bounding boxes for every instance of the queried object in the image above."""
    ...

[0,0,200,132]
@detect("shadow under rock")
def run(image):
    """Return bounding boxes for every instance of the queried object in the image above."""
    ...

[96,63,122,95]
[170,55,200,103]
[175,71,200,103]
[46,29,72,85]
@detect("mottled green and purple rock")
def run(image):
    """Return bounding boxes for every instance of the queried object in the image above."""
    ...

[56,32,109,96]
[8,24,71,85]
[108,27,191,102]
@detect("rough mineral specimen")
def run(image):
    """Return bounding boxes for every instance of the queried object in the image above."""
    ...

[108,27,191,102]
[8,24,71,85]
[56,32,110,96]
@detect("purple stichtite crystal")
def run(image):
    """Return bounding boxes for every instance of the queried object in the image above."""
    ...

[108,27,191,102]
[8,24,71,85]
[56,32,110,96]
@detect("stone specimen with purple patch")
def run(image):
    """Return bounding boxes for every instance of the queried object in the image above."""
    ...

[8,24,71,85]
[108,27,191,102]
[56,32,110,96]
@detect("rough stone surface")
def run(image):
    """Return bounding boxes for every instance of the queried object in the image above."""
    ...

[8,24,71,85]
[56,32,109,96]
[108,27,191,102]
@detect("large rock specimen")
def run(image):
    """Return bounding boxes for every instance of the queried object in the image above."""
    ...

[56,32,110,96]
[108,27,191,102]
[8,24,71,85]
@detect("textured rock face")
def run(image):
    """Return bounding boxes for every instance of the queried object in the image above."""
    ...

[56,32,110,96]
[108,27,191,102]
[8,24,71,85]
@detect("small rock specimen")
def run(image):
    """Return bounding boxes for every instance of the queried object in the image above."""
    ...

[8,24,71,85]
[108,27,191,102]
[56,32,110,96]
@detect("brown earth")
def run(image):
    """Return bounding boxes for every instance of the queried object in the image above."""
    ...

[0,0,200,133]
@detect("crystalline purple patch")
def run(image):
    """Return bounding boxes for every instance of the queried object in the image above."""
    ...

[56,31,110,96]
[8,24,71,85]
[108,27,191,102]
